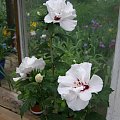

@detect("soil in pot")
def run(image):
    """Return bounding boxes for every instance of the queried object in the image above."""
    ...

[31,104,43,115]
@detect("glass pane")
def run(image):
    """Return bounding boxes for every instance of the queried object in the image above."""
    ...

[22,0,119,119]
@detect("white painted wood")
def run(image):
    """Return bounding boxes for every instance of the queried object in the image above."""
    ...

[17,0,29,58]
[106,7,120,120]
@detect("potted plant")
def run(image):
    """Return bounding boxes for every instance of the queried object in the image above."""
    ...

[13,56,56,116]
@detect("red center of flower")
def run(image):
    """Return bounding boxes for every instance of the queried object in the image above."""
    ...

[54,16,61,21]
[73,79,89,91]
[81,85,89,91]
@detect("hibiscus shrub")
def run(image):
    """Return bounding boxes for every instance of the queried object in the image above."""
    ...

[13,0,118,120]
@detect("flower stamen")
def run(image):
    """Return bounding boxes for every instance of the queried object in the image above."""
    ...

[54,16,61,21]
[81,85,89,91]
[73,79,82,88]
[73,79,89,91]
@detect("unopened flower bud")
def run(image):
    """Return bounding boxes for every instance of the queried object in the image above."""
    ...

[37,11,40,16]
[35,73,43,83]
[73,60,76,63]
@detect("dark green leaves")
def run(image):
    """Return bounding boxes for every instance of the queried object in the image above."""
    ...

[85,112,105,120]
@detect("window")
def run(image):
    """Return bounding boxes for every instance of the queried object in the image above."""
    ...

[0,0,120,119]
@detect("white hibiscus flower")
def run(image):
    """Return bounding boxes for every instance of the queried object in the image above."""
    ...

[44,0,77,31]
[57,62,103,111]
[13,56,45,81]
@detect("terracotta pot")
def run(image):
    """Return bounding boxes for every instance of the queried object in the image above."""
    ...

[31,104,43,115]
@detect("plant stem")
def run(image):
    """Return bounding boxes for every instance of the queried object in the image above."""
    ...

[49,35,54,77]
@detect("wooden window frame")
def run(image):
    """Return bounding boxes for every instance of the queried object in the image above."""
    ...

[15,0,29,62]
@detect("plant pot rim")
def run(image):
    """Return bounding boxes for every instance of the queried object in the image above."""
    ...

[30,104,44,115]
[30,109,44,115]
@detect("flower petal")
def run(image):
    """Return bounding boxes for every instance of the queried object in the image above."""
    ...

[66,63,92,83]
[65,1,74,12]
[62,90,77,102]
[66,96,89,111]
[64,2,76,16]
[58,84,72,95]
[19,73,26,78]
[62,1,76,19]
[58,84,77,102]
[23,67,33,74]
[16,56,45,76]
[79,62,92,83]
[33,58,46,71]
[44,14,53,23]
[13,77,22,82]
[60,19,77,31]
[89,75,103,93]
[72,86,84,93]
[79,91,92,101]
[58,75,76,86]
[27,56,37,65]
[66,64,86,83]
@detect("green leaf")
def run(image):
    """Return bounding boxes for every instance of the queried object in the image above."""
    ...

[85,112,105,120]
[20,98,37,117]
[61,101,66,108]
[20,101,31,117]
[41,113,66,120]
